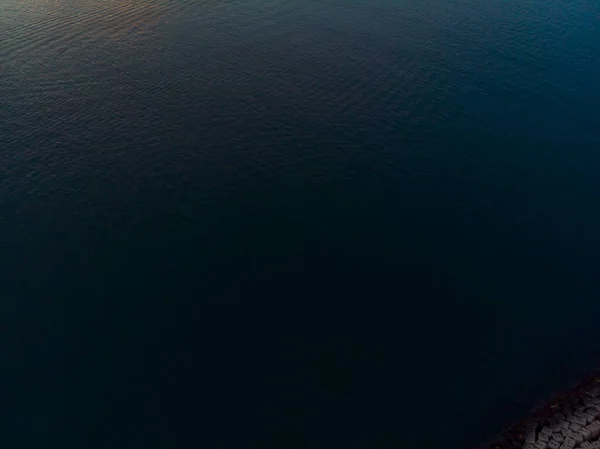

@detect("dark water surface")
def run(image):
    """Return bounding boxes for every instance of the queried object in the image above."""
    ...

[2,0,600,447]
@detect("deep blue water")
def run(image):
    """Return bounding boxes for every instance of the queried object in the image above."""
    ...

[2,0,600,447]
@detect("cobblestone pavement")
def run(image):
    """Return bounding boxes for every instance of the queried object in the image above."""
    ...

[480,374,600,449]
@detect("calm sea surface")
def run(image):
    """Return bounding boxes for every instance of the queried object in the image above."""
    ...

[2,0,600,447]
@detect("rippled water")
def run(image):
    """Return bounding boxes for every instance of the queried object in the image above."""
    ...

[2,0,600,447]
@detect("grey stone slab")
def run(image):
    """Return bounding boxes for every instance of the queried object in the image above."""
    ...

[581,426,594,440]
[588,421,600,438]
[575,416,588,426]
[586,410,598,419]
[587,387,600,398]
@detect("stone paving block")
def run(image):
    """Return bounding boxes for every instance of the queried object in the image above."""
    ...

[547,441,561,449]
[535,441,548,449]
[525,421,537,433]
[575,416,588,426]
[589,422,600,438]
[586,412,597,423]
[581,425,594,440]
[477,372,600,449]
[589,388,600,398]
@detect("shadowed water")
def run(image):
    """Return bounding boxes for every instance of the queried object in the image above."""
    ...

[1,0,600,448]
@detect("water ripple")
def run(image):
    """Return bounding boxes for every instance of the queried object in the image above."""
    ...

[2,1,600,448]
